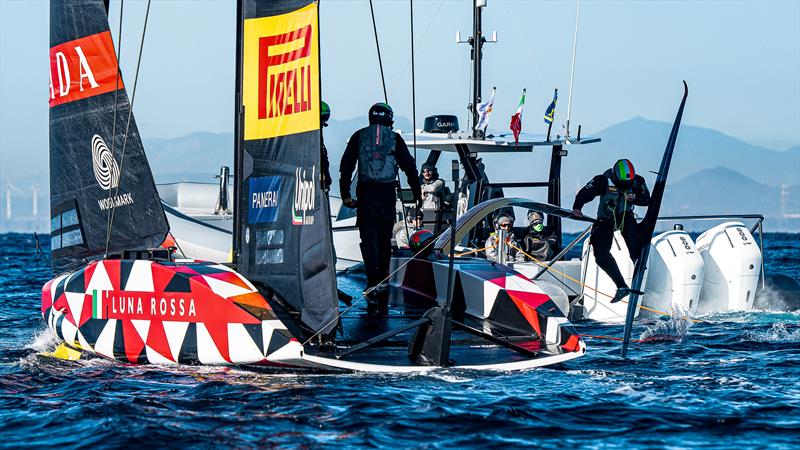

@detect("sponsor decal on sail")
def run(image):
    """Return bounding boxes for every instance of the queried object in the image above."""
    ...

[242,3,320,140]
[91,135,134,211]
[49,31,122,107]
[292,166,315,225]
[248,176,281,224]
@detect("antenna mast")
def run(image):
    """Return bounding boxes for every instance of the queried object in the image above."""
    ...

[458,0,496,139]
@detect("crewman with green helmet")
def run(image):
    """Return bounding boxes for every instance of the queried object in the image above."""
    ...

[572,159,651,303]
[320,100,332,192]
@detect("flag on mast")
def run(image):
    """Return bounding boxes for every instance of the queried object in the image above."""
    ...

[544,89,558,125]
[509,89,526,146]
[474,87,496,131]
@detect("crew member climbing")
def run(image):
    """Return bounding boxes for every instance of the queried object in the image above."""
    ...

[572,159,651,303]
[339,103,421,314]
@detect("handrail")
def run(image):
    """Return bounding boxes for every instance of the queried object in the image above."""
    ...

[530,225,591,280]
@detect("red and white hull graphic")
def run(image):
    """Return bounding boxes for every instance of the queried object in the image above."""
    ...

[42,259,298,365]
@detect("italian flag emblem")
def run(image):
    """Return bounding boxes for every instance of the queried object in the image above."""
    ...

[92,290,106,319]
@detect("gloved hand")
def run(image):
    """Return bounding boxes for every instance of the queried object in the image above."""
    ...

[624,193,636,202]
[343,197,357,208]
[571,209,583,218]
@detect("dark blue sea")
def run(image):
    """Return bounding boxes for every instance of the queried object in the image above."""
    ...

[1,233,798,449]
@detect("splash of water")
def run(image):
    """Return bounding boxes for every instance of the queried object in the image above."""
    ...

[639,305,694,343]
[742,322,800,343]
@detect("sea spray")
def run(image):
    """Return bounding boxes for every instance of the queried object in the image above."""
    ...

[741,322,800,343]
[639,305,694,343]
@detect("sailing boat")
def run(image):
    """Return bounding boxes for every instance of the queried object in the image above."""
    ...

[41,0,586,371]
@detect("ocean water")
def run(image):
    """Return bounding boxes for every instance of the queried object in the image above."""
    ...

[1,233,798,449]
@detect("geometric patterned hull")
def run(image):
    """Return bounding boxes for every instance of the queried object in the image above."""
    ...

[42,259,297,365]
[390,256,585,356]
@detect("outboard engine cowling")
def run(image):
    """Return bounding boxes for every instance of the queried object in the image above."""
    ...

[696,221,762,313]
[642,229,704,315]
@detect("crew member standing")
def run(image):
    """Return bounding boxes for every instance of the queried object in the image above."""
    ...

[320,101,332,193]
[339,103,421,310]
[572,159,651,303]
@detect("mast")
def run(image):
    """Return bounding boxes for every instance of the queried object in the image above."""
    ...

[232,0,244,264]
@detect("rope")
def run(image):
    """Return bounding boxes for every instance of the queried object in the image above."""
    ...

[507,241,699,321]
[105,0,152,255]
[390,0,446,95]
[368,0,388,103]
[104,0,124,256]
[455,244,495,258]
[302,234,440,345]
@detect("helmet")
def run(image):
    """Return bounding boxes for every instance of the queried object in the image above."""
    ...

[421,162,438,178]
[409,229,434,251]
[612,159,635,182]
[494,214,512,230]
[527,210,543,224]
[321,101,330,126]
[368,102,394,126]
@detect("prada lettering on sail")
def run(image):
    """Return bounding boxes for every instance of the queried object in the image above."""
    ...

[243,3,320,140]
[49,31,122,107]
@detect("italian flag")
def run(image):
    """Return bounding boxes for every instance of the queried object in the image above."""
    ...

[510,89,526,146]
[92,290,106,319]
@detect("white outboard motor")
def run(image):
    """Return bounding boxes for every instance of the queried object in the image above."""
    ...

[581,231,638,323]
[642,225,704,315]
[696,221,762,313]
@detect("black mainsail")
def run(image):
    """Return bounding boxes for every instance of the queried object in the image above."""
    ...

[49,0,168,273]
[235,0,338,334]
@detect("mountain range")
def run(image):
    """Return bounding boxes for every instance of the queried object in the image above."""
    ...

[2,117,797,232]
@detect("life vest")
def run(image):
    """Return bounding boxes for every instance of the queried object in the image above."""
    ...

[357,124,398,183]
[596,169,635,221]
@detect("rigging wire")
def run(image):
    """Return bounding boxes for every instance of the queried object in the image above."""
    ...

[368,0,388,104]
[104,0,125,256]
[409,0,417,161]
[302,234,440,346]
[565,0,581,138]
[389,0,446,95]
[104,0,152,255]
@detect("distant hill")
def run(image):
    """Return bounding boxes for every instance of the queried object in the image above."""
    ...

[4,117,798,232]
[571,117,800,187]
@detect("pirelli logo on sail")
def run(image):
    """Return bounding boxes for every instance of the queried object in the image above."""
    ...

[243,3,320,140]
[49,31,122,107]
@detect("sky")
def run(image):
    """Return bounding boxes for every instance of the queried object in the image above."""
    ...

[1,0,799,184]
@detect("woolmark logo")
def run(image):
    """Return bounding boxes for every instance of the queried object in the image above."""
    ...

[292,166,315,225]
[91,134,120,190]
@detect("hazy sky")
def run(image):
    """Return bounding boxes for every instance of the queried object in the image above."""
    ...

[1,0,799,182]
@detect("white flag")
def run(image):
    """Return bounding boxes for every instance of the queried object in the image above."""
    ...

[474,87,496,131]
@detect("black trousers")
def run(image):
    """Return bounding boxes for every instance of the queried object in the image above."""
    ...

[359,219,394,288]
[590,216,644,289]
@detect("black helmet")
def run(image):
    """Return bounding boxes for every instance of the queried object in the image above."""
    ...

[421,162,438,178]
[321,101,330,126]
[368,102,394,126]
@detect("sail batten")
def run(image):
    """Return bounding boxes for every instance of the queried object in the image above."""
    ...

[235,0,338,334]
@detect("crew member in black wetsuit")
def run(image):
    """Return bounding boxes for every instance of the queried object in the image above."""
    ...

[572,159,651,303]
[320,101,332,193]
[339,102,421,313]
